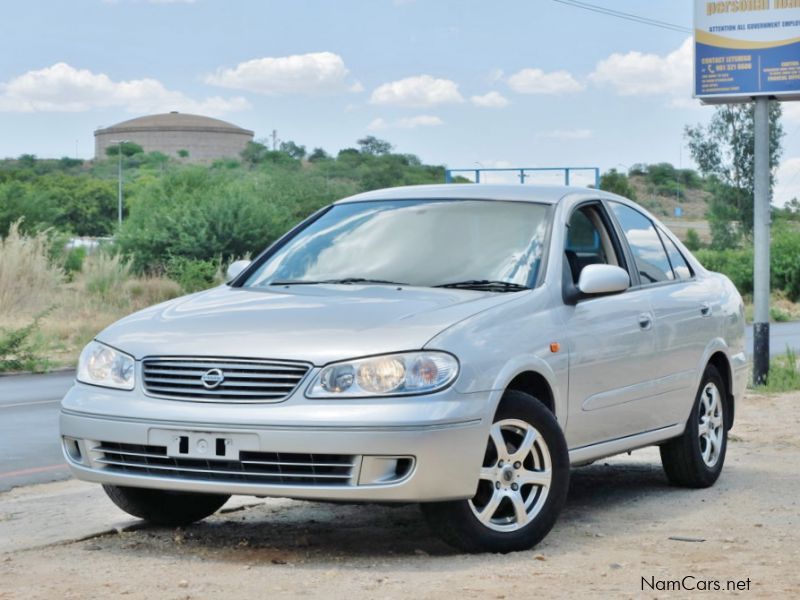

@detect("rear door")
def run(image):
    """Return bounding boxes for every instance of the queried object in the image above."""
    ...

[606,202,708,429]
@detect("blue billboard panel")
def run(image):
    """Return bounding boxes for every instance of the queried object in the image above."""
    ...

[694,1,800,102]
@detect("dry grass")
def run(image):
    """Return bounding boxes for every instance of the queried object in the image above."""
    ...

[0,221,63,315]
[0,228,183,369]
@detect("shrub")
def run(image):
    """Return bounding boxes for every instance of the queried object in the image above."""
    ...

[684,228,702,251]
[600,169,637,199]
[63,246,87,278]
[0,221,63,315]
[771,226,800,301]
[694,248,753,294]
[0,315,50,372]
[166,257,222,293]
[116,168,353,273]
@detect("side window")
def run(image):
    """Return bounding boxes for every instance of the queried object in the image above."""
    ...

[609,202,674,285]
[564,205,618,284]
[658,228,693,281]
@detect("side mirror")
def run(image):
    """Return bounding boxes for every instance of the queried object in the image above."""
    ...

[226,259,251,281]
[577,264,630,296]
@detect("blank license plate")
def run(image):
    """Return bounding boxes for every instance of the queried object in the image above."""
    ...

[148,429,259,460]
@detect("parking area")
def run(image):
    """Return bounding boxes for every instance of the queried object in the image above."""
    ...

[1,390,798,599]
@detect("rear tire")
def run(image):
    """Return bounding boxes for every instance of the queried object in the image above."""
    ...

[421,390,570,553]
[103,485,230,526]
[660,365,727,488]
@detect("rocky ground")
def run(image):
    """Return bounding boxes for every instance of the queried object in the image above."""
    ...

[1,391,798,599]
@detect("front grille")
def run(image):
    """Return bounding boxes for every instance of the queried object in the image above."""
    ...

[94,442,356,486]
[142,357,311,402]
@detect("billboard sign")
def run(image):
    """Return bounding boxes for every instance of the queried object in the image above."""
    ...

[694,1,800,102]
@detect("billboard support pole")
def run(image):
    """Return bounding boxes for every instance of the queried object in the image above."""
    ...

[752,96,770,386]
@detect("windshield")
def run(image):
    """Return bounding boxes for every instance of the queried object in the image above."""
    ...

[242,199,551,290]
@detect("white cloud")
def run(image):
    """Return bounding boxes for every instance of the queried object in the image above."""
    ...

[370,75,463,107]
[537,129,592,140]
[785,103,800,124]
[0,62,249,115]
[368,115,444,130]
[775,157,800,207]
[590,37,693,97]
[205,52,355,95]
[470,91,509,108]
[507,68,584,95]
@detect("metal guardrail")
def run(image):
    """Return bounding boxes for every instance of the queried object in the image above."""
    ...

[444,166,600,188]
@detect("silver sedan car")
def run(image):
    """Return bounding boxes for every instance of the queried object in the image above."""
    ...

[60,184,747,553]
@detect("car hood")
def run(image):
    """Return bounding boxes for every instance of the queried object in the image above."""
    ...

[97,284,521,365]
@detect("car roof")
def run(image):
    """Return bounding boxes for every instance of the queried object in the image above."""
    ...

[334,183,621,205]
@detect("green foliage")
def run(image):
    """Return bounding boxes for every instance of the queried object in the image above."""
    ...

[166,256,220,293]
[177,149,190,159]
[684,228,702,251]
[357,136,392,156]
[695,226,800,300]
[685,102,784,244]
[308,147,331,162]
[116,167,353,273]
[63,246,87,278]
[0,314,50,372]
[106,142,144,157]
[753,348,800,393]
[599,168,636,199]
[279,140,306,160]
[0,174,117,236]
[1,137,446,278]
[770,225,800,301]
[695,247,754,294]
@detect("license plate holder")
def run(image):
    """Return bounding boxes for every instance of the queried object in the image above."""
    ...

[148,429,259,460]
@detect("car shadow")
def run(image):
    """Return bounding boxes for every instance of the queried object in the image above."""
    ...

[89,456,721,562]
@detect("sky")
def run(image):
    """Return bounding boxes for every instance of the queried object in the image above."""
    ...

[0,0,798,203]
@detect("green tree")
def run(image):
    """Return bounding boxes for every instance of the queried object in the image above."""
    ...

[177,149,190,159]
[685,102,784,246]
[308,147,331,162]
[357,136,392,156]
[106,142,144,157]
[279,140,306,160]
[599,168,637,199]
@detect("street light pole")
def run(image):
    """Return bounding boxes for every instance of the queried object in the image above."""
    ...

[111,139,129,228]
[752,97,771,385]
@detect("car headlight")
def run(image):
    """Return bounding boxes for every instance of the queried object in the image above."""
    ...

[77,341,135,391]
[306,352,458,398]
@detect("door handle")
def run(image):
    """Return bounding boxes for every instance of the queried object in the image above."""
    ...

[700,302,712,317]
[638,313,652,330]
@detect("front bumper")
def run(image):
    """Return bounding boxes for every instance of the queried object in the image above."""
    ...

[60,381,492,502]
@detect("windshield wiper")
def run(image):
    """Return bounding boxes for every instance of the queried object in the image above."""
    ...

[269,277,408,286]
[434,280,530,292]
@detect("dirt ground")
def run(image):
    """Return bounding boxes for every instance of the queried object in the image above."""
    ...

[1,391,799,599]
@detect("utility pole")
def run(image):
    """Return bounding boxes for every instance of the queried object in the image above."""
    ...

[752,97,770,385]
[111,139,129,228]
[271,130,278,151]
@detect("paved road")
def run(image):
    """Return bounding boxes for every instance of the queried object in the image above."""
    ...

[2,322,799,494]
[0,372,74,492]
[745,320,800,357]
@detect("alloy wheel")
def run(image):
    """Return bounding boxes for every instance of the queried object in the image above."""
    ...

[698,382,724,468]
[469,418,552,532]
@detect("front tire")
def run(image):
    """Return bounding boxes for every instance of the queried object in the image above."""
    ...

[421,390,570,553]
[103,485,230,526]
[660,365,727,488]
